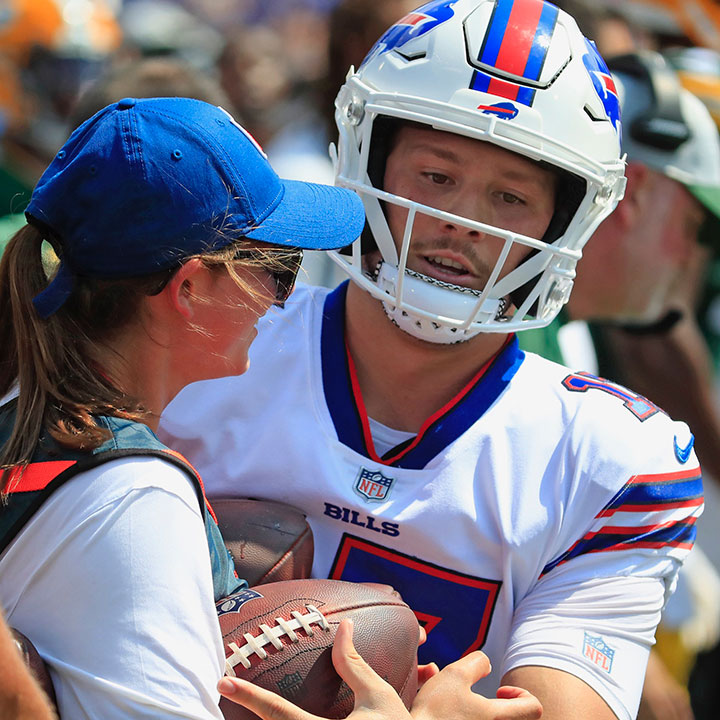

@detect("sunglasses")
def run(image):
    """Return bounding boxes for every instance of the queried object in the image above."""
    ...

[232,246,304,307]
[148,246,303,306]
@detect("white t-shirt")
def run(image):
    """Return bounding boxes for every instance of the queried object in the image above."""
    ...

[161,282,703,720]
[0,456,225,720]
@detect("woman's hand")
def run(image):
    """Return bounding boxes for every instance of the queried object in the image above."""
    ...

[218,618,412,720]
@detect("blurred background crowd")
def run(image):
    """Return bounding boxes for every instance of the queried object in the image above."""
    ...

[3,1,720,719]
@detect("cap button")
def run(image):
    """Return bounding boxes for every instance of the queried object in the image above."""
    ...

[117,98,137,110]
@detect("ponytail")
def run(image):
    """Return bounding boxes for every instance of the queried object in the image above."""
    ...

[0,226,155,490]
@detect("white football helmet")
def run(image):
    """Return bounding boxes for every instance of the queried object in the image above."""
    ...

[329,0,626,342]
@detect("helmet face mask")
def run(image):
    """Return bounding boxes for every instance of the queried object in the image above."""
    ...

[330,0,626,342]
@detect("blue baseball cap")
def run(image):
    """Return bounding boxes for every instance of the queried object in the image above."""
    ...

[26,96,365,317]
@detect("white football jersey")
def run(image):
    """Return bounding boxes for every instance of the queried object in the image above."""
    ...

[161,283,702,720]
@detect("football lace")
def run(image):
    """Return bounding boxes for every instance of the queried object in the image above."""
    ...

[225,605,330,676]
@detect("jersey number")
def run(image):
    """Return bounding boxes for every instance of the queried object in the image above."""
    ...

[562,371,660,421]
[329,533,501,667]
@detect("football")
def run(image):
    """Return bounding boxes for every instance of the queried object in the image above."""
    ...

[11,629,57,707]
[217,579,420,719]
[211,498,314,586]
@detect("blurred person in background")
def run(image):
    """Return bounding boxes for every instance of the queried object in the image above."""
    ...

[217,0,422,289]
[68,55,238,129]
[630,44,720,720]
[0,0,121,214]
[304,0,424,286]
[0,0,122,257]
[118,0,224,73]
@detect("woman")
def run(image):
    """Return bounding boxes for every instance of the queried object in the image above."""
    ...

[0,96,365,720]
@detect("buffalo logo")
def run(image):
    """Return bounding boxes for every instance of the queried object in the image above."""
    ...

[354,468,394,502]
[360,0,459,67]
[216,588,263,615]
[582,38,621,136]
[582,632,615,674]
[478,102,519,119]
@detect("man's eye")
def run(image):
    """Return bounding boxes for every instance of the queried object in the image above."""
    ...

[425,172,450,185]
[501,192,523,204]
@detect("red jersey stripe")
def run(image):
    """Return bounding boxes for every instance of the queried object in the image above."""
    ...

[597,498,704,517]
[628,466,701,484]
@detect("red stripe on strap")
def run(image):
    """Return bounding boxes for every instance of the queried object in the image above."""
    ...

[495,0,543,76]
[5,461,76,493]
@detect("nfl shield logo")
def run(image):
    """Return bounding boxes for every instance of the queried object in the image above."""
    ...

[215,589,263,615]
[354,468,394,502]
[277,672,303,699]
[582,632,615,674]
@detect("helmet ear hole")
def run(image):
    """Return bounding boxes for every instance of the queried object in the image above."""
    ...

[509,169,586,313]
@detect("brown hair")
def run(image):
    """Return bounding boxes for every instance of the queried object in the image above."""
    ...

[0,224,289,491]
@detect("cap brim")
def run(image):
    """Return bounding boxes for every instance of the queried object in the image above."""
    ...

[244,180,365,250]
[689,184,720,221]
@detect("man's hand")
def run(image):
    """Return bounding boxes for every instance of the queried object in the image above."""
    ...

[412,652,542,720]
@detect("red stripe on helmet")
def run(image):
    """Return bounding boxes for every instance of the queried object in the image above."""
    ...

[495,0,544,77]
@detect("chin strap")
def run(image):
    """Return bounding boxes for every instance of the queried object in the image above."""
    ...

[374,262,507,344]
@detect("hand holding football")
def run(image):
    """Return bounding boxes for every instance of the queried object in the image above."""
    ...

[217,579,420,719]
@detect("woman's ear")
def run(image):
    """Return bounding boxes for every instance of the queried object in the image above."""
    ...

[163,258,207,319]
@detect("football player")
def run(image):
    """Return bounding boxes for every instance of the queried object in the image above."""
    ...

[161,2,701,718]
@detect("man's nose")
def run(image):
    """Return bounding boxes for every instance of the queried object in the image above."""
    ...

[439,191,486,237]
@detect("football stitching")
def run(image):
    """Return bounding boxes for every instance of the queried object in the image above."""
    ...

[221,596,408,636]
[225,605,330,675]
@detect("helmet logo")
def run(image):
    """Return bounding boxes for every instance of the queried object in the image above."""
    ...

[477,101,519,119]
[360,0,459,67]
[582,38,621,133]
[469,0,560,106]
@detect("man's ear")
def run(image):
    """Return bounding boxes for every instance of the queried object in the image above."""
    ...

[617,161,651,227]
[163,258,207,319]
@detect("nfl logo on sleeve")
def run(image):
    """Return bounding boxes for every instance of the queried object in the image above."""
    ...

[582,632,615,673]
[354,468,394,502]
